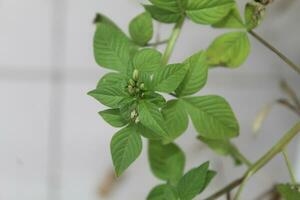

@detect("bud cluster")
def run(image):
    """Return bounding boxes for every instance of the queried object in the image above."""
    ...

[127,69,146,97]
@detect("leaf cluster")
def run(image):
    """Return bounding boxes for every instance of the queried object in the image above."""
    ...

[89,0,268,199]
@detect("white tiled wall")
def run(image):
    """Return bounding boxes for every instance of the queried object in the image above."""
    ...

[1,0,300,200]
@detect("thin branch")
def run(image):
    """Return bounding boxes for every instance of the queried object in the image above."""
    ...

[226,191,232,200]
[248,30,300,75]
[146,39,169,47]
[230,143,253,167]
[204,177,244,200]
[280,80,300,109]
[277,98,300,116]
[282,149,297,184]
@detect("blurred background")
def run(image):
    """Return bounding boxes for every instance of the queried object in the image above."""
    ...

[1,0,300,199]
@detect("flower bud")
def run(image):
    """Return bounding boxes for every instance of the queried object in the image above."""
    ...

[139,83,145,90]
[133,69,139,81]
[128,85,134,94]
[130,110,137,119]
[129,79,135,86]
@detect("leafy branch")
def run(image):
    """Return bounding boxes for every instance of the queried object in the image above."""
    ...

[89,0,300,199]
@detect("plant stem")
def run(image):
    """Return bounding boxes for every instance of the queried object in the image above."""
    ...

[248,30,300,75]
[231,143,252,167]
[282,149,297,184]
[204,122,300,200]
[233,122,300,200]
[146,39,169,47]
[204,178,244,200]
[161,17,185,65]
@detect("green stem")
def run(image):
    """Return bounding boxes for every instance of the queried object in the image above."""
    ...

[161,17,185,66]
[233,122,300,200]
[248,30,300,75]
[204,178,244,200]
[282,149,297,184]
[230,143,252,168]
[146,39,169,47]
[205,122,300,200]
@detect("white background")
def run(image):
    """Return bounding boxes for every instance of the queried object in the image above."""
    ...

[1,0,300,199]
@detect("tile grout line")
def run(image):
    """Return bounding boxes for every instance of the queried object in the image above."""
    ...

[46,0,68,199]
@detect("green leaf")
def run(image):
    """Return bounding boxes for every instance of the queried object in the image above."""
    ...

[244,2,265,30]
[198,136,242,166]
[175,51,208,97]
[213,6,245,29]
[110,125,142,176]
[198,136,233,155]
[129,12,153,46]
[204,170,217,188]
[96,72,125,88]
[277,184,300,200]
[144,5,181,24]
[147,184,178,200]
[144,92,166,108]
[119,97,137,120]
[148,140,185,184]
[207,31,250,68]
[133,48,162,72]
[186,0,235,25]
[138,100,169,139]
[162,100,188,141]
[137,123,162,140]
[177,162,215,200]
[152,64,187,93]
[182,96,239,140]
[94,14,137,72]
[149,0,187,13]
[88,85,128,108]
[99,109,128,127]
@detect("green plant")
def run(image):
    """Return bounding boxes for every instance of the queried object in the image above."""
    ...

[89,0,300,199]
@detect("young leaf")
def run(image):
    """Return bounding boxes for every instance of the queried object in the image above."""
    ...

[207,31,250,68]
[244,2,266,30]
[148,140,185,184]
[186,0,235,25]
[177,162,215,200]
[129,12,153,46]
[94,14,137,72]
[162,100,188,141]
[183,96,239,140]
[147,184,179,200]
[111,125,142,176]
[213,6,245,29]
[96,72,125,88]
[276,184,300,200]
[152,63,187,93]
[149,0,187,13]
[133,48,162,72]
[138,100,169,139]
[88,85,128,108]
[99,109,128,128]
[175,51,208,97]
[144,5,182,24]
